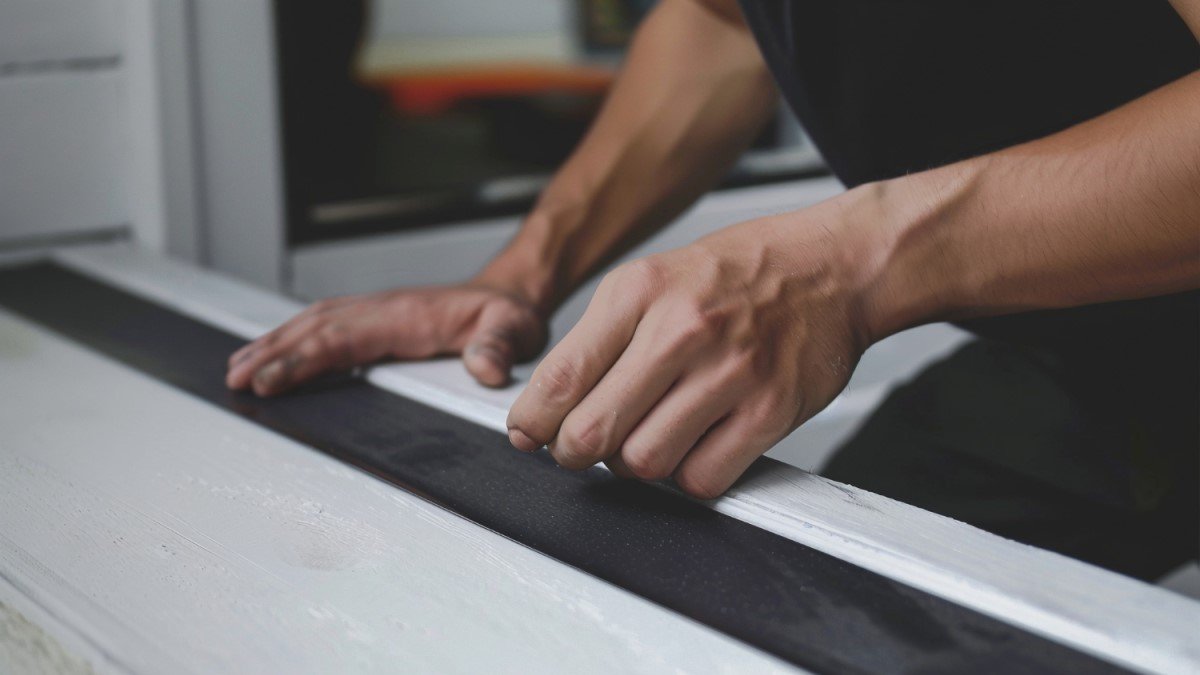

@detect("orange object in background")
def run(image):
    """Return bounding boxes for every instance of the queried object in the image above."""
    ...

[369,63,615,116]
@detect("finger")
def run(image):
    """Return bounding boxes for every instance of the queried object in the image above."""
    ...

[252,309,423,396]
[550,321,694,470]
[228,323,290,370]
[228,296,362,369]
[228,300,333,367]
[672,413,776,500]
[462,302,544,388]
[250,330,358,396]
[506,280,643,452]
[226,314,324,389]
[603,454,637,479]
[617,370,740,481]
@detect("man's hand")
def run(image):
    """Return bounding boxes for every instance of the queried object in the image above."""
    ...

[224,0,774,401]
[226,284,547,396]
[506,201,876,499]
[506,56,1200,500]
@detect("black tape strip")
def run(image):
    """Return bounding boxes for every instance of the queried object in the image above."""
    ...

[0,263,1124,674]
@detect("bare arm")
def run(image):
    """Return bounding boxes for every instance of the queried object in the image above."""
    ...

[863,0,1200,334]
[860,52,1200,340]
[476,0,777,314]
[507,8,1200,497]
[227,0,776,394]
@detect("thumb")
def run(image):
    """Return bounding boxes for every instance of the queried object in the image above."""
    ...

[462,301,542,387]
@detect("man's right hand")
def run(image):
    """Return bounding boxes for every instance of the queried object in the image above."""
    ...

[225,283,547,396]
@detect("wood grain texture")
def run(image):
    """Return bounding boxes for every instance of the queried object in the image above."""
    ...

[3,262,1133,673]
[48,243,1200,674]
[0,308,795,674]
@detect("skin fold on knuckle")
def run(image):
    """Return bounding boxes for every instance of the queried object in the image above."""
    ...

[673,465,727,501]
[316,324,358,371]
[752,384,805,434]
[622,256,668,290]
[553,418,611,470]
[664,305,721,356]
[531,357,583,406]
[619,445,673,481]
[597,258,664,310]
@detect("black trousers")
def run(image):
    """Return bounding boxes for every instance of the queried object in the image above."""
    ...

[822,337,1199,582]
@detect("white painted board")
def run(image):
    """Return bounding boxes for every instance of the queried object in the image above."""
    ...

[45,243,1200,674]
[0,307,796,674]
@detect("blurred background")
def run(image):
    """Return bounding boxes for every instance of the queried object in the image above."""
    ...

[278,0,822,244]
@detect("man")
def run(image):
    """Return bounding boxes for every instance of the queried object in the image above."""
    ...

[228,0,1199,580]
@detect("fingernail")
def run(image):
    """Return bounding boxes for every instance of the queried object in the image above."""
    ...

[508,428,538,452]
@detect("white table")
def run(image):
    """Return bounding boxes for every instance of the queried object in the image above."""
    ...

[1,244,1197,674]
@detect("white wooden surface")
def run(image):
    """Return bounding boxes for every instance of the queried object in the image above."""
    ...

[43,244,1200,674]
[0,308,797,674]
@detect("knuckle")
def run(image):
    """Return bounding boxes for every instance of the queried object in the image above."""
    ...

[293,336,323,362]
[555,417,610,467]
[622,257,666,288]
[743,404,776,430]
[603,258,664,297]
[674,303,722,345]
[533,358,582,403]
[620,446,671,481]
[717,349,757,383]
[318,323,357,367]
[674,466,725,500]
[746,392,796,431]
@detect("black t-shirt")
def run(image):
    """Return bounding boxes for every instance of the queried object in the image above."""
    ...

[739,0,1198,185]
[738,0,1199,388]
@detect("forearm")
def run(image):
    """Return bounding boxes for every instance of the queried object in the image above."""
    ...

[855,69,1200,341]
[476,0,776,314]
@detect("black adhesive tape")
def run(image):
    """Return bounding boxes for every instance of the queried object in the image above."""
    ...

[0,263,1125,674]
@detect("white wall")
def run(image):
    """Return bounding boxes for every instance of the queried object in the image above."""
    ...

[0,0,128,246]
[0,1,122,64]
[0,0,198,258]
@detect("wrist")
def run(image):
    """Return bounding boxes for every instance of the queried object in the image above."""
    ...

[850,163,982,342]
[472,210,575,318]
